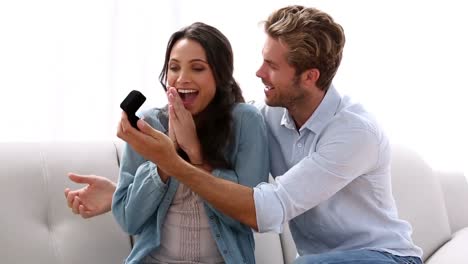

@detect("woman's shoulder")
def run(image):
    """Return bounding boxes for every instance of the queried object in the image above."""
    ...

[139,107,163,118]
[139,107,168,132]
[231,103,262,120]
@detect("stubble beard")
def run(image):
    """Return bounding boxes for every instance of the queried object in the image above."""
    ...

[269,76,305,110]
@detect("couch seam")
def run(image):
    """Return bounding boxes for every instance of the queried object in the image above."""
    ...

[39,145,62,262]
[113,141,121,167]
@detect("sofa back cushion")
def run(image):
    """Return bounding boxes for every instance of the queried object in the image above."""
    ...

[0,142,131,264]
[390,145,452,260]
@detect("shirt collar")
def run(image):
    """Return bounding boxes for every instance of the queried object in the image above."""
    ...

[280,109,296,130]
[281,85,342,133]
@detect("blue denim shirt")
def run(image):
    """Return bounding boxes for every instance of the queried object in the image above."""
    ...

[112,103,269,264]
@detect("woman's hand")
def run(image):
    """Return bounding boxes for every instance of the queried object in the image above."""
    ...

[168,110,179,150]
[167,87,203,165]
[64,173,116,218]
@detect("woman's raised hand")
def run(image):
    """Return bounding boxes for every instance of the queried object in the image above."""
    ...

[167,87,203,165]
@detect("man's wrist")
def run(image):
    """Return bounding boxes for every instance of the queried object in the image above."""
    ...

[167,155,189,176]
[185,142,203,161]
[188,149,203,165]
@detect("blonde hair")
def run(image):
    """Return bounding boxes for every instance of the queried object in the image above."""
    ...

[264,5,345,91]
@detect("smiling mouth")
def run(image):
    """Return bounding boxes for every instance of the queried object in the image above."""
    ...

[264,85,274,92]
[177,89,199,105]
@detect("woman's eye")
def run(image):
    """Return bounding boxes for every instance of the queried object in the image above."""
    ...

[193,67,205,72]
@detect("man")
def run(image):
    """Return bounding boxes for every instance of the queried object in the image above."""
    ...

[66,6,422,264]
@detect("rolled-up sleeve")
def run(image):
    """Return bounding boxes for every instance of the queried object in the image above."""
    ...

[254,128,380,233]
[254,182,285,233]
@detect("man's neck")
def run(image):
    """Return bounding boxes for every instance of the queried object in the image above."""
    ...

[288,92,325,129]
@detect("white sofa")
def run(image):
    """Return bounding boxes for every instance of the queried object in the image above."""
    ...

[0,141,466,263]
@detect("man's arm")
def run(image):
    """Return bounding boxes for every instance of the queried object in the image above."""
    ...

[174,159,258,230]
[117,112,259,230]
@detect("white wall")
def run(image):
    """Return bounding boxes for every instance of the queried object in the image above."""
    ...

[0,0,466,175]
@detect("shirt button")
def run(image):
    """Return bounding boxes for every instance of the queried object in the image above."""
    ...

[216,234,220,238]
[297,143,303,148]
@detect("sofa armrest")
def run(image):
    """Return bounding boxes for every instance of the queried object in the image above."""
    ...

[437,170,468,234]
[425,227,468,264]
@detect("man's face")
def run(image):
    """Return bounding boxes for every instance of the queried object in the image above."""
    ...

[256,36,306,108]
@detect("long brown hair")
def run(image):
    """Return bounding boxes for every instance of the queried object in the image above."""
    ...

[159,22,244,169]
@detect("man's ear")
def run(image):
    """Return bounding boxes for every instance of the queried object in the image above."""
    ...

[301,68,320,86]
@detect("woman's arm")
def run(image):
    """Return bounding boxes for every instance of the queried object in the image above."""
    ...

[112,143,169,235]
[112,112,171,235]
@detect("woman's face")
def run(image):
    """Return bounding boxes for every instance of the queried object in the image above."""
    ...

[167,38,216,115]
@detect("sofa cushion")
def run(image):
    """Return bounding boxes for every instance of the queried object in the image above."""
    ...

[0,142,131,264]
[425,227,468,264]
[437,170,468,234]
[254,232,284,264]
[390,145,452,260]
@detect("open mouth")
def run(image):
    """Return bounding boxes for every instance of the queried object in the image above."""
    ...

[177,89,199,105]
[264,84,275,94]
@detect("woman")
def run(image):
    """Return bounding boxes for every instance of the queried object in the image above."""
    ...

[66,22,268,264]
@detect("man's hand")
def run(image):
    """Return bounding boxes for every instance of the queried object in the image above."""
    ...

[64,173,116,219]
[117,111,183,175]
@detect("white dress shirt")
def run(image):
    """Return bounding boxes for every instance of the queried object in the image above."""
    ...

[254,86,422,258]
